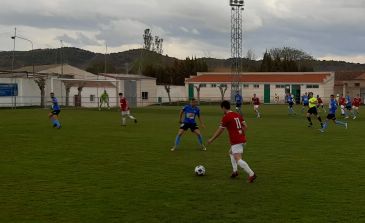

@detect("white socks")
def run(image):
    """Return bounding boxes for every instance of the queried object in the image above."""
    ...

[122,118,126,125]
[128,115,136,120]
[230,155,238,172]
[237,159,255,177]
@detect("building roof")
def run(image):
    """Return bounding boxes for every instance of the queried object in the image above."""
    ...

[62,80,116,88]
[354,73,365,80]
[186,72,333,84]
[101,73,156,80]
[335,71,365,81]
[13,64,97,79]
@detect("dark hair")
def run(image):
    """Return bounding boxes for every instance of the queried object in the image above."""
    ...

[119,93,123,96]
[220,100,231,109]
[191,97,196,101]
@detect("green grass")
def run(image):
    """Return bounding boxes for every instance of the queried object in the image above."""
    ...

[0,105,364,223]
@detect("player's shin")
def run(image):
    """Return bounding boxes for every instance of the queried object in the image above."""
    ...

[237,159,254,177]
[335,120,346,127]
[175,135,181,147]
[230,154,238,172]
[197,135,203,145]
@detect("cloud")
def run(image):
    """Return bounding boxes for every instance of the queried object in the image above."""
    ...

[0,0,364,64]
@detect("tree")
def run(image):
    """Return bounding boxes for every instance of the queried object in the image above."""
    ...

[143,29,153,51]
[260,51,272,72]
[194,84,203,104]
[34,76,46,108]
[218,84,228,101]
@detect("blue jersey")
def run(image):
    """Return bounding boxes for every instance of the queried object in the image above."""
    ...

[345,96,352,107]
[329,99,337,114]
[182,105,200,124]
[235,94,242,104]
[52,97,60,111]
[287,95,293,103]
[302,95,309,103]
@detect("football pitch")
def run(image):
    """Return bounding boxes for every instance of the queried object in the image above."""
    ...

[0,105,364,223]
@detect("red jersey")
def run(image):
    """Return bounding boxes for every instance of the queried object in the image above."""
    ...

[120,97,129,111]
[339,97,346,106]
[252,97,260,105]
[317,97,323,104]
[220,111,246,145]
[352,97,361,107]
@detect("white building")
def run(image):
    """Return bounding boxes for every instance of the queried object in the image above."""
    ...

[0,65,158,108]
[185,72,335,103]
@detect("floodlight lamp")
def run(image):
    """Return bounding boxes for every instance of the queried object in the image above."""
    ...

[230,0,244,7]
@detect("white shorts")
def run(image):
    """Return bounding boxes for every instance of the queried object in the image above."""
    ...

[121,111,130,116]
[340,105,345,109]
[254,105,259,110]
[230,143,246,154]
[353,106,359,110]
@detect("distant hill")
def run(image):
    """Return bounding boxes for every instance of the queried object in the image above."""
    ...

[1,47,364,74]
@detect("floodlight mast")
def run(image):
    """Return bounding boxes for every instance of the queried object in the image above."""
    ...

[230,0,244,101]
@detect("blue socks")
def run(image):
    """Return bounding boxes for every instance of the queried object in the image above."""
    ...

[198,135,203,145]
[335,120,346,127]
[175,135,181,147]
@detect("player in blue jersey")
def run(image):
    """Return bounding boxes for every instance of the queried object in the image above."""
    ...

[171,98,206,151]
[344,95,355,119]
[234,91,243,115]
[301,92,309,112]
[319,94,347,132]
[48,92,61,129]
[287,93,296,115]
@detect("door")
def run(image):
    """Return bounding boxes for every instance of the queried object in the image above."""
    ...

[291,85,301,104]
[124,80,137,107]
[264,84,271,103]
[188,84,194,100]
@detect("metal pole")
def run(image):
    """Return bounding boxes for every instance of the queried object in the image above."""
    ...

[11,28,16,109]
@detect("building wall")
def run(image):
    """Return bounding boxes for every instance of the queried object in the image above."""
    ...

[186,82,330,103]
[156,85,187,103]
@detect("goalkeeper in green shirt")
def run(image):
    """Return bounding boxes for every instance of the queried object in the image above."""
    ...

[99,90,110,110]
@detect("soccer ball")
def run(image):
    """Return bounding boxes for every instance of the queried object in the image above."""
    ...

[194,165,206,176]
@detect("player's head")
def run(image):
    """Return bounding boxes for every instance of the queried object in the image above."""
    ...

[118,92,123,97]
[190,98,197,106]
[308,92,313,98]
[253,93,256,97]
[104,90,107,93]
[330,94,335,99]
[220,100,231,112]
[50,92,54,98]
[316,95,319,98]
[305,92,308,95]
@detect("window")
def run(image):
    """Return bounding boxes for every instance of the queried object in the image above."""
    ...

[211,84,217,88]
[355,83,360,87]
[243,84,249,88]
[199,84,207,88]
[306,84,319,89]
[254,84,260,88]
[142,92,149,100]
[232,83,239,88]
[276,84,287,88]
[219,84,227,88]
[90,95,95,102]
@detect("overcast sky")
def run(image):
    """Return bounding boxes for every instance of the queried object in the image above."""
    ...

[0,0,364,63]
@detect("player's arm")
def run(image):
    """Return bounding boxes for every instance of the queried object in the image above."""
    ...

[207,126,225,145]
[241,120,248,132]
[178,110,184,123]
[197,115,205,128]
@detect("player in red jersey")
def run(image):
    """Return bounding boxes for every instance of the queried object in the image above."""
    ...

[352,94,361,119]
[207,100,256,183]
[119,93,137,126]
[339,94,346,116]
[316,95,326,113]
[251,93,261,118]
